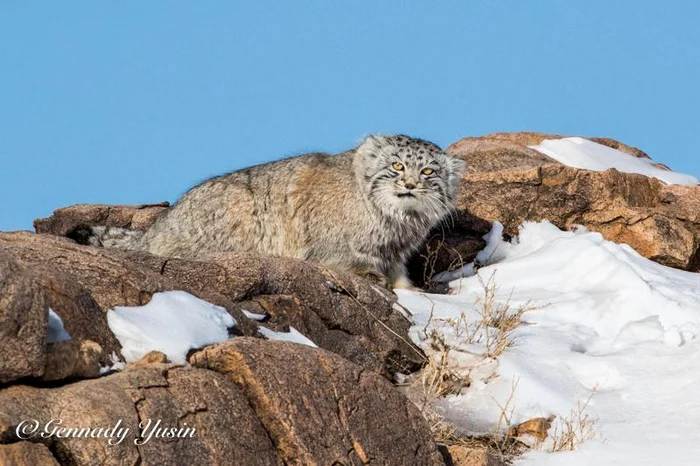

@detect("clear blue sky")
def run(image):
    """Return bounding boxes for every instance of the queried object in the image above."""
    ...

[2,1,699,231]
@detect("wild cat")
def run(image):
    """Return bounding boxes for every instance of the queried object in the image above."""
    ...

[71,135,466,289]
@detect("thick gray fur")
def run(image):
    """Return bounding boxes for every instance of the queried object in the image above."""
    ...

[86,135,466,288]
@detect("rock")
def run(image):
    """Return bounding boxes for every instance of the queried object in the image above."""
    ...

[0,364,282,465]
[0,442,60,466]
[1,229,421,379]
[412,132,700,277]
[507,416,555,442]
[33,202,169,237]
[0,343,444,466]
[0,231,259,371]
[132,350,169,366]
[191,338,445,466]
[441,444,506,466]
[43,339,103,381]
[0,251,48,383]
[454,132,651,160]
[162,253,425,376]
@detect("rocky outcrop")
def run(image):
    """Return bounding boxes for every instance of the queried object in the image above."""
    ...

[0,251,48,383]
[191,339,445,465]
[5,131,697,465]
[0,219,436,465]
[33,202,169,237]
[0,442,60,466]
[0,229,422,384]
[0,362,283,465]
[410,132,700,281]
[0,341,443,466]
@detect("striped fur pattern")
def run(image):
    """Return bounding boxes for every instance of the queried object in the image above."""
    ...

[79,135,466,288]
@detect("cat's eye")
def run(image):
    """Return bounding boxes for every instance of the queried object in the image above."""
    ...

[421,167,435,176]
[392,162,404,171]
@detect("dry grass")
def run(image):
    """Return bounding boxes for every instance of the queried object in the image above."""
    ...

[428,273,532,358]
[422,377,528,464]
[489,378,524,458]
[545,389,599,452]
[419,237,467,293]
[408,274,600,462]
[405,275,536,462]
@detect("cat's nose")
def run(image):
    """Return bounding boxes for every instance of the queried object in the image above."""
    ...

[404,182,416,190]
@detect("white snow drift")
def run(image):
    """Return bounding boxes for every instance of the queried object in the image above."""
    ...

[530,137,699,185]
[107,291,236,364]
[397,221,700,465]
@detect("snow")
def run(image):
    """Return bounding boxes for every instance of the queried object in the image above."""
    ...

[47,308,71,343]
[107,291,236,364]
[99,352,126,375]
[397,221,700,465]
[258,326,318,348]
[242,309,267,321]
[529,137,699,186]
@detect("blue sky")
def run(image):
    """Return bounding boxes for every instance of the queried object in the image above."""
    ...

[2,1,699,231]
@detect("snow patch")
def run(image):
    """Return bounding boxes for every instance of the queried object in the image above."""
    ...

[530,137,699,185]
[258,326,318,348]
[47,308,71,343]
[242,309,267,321]
[99,351,126,374]
[107,291,236,364]
[398,221,700,465]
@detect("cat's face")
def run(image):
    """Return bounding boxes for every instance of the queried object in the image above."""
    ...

[356,135,466,222]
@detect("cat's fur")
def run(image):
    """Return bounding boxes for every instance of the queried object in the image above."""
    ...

[73,135,466,288]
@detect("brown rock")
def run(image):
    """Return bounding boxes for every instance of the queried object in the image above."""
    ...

[0,231,259,369]
[132,350,169,366]
[0,364,282,465]
[191,338,445,466]
[0,251,48,383]
[415,133,700,276]
[454,132,650,159]
[33,202,169,237]
[0,442,60,466]
[1,229,420,378]
[43,339,104,381]
[441,444,506,466]
[507,416,554,442]
[158,253,425,376]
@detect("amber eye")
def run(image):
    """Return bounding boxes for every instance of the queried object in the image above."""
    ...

[421,167,434,176]
[392,162,404,171]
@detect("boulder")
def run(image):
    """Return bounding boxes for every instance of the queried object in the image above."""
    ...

[43,339,104,382]
[0,442,60,466]
[155,253,424,376]
[441,444,507,466]
[410,132,700,281]
[33,202,169,237]
[0,364,282,465]
[0,341,444,466]
[0,230,422,380]
[0,250,48,383]
[191,338,445,465]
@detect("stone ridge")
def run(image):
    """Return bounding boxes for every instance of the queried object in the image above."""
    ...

[408,132,700,284]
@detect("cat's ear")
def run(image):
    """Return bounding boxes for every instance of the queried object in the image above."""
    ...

[449,156,466,175]
[356,135,388,159]
[445,155,466,201]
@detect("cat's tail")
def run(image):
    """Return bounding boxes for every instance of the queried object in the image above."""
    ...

[67,225,144,250]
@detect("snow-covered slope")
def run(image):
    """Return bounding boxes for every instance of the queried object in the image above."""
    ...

[397,221,700,465]
[530,137,699,185]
